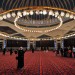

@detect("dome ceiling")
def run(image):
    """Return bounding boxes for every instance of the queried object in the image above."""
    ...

[0,0,75,40]
[0,0,75,28]
[0,0,75,10]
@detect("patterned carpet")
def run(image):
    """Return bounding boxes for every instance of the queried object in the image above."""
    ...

[0,51,75,75]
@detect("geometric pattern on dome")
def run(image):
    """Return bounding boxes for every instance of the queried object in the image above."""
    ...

[0,0,75,10]
[0,0,75,28]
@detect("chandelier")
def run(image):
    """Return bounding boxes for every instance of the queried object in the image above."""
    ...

[0,6,75,40]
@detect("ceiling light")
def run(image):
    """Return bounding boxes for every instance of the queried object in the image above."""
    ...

[0,16,3,21]
[12,12,16,17]
[17,11,22,16]
[7,13,11,18]
[0,6,75,41]
[39,11,43,14]
[43,10,47,15]
[55,11,59,16]
[49,10,53,15]
[60,12,65,16]
[14,15,63,33]
[23,11,27,16]
[26,12,29,15]
[35,10,39,15]
[3,15,7,19]
[74,16,75,19]
[65,13,70,17]
[30,10,34,15]
[70,14,74,19]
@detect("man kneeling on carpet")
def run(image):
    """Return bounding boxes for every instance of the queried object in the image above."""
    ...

[16,47,25,69]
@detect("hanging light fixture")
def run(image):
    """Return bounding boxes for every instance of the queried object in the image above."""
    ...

[7,13,11,18]
[26,12,29,15]
[70,14,74,19]
[49,10,53,15]
[23,11,27,16]
[35,10,39,15]
[30,10,34,15]
[55,11,59,16]
[39,11,43,14]
[3,14,7,19]
[43,10,47,15]
[65,13,70,17]
[12,12,16,17]
[0,6,75,40]
[0,16,3,20]
[60,12,65,17]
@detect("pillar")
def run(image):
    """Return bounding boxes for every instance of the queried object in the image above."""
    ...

[27,41,30,50]
[2,39,7,49]
[27,41,36,50]
[54,39,64,50]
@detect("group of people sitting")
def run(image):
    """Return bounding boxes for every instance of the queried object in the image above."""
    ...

[56,46,75,58]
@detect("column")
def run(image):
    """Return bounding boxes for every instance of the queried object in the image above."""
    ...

[54,39,64,50]
[27,41,30,50]
[54,40,57,50]
[2,39,7,49]
[60,39,64,49]
[27,41,36,50]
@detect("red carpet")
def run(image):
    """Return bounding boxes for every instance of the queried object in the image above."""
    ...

[0,51,75,75]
